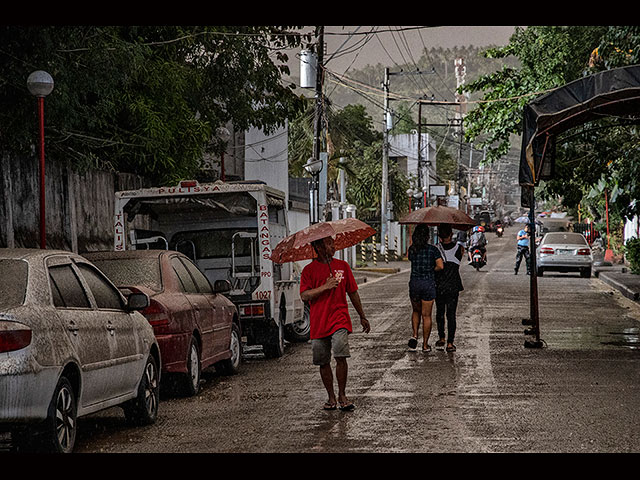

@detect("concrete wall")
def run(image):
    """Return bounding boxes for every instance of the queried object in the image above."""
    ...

[1,154,148,253]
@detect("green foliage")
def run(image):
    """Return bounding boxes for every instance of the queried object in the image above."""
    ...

[463,26,640,228]
[288,101,410,225]
[624,236,640,274]
[0,26,309,183]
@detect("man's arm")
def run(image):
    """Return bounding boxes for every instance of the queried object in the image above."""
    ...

[300,276,338,303]
[347,290,370,333]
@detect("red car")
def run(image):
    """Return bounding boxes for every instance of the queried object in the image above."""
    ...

[85,250,241,396]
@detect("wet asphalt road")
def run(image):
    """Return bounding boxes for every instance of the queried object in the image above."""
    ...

[62,227,640,453]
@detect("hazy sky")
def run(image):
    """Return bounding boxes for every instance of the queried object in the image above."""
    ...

[292,26,517,77]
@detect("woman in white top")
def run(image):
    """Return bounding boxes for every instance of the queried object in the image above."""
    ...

[435,224,464,352]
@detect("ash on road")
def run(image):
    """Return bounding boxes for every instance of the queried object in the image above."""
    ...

[70,226,640,453]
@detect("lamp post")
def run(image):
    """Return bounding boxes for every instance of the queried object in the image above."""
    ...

[216,126,231,182]
[27,70,54,249]
[304,157,323,224]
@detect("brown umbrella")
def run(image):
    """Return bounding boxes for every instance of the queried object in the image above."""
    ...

[270,217,375,264]
[399,205,477,229]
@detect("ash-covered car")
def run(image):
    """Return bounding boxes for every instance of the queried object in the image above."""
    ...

[0,249,160,453]
[536,232,593,277]
[85,250,241,397]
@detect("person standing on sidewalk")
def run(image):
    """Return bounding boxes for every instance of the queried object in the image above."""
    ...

[515,224,531,275]
[407,224,444,352]
[300,236,371,412]
[434,224,464,353]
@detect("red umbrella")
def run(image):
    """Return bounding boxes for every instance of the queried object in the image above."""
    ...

[399,205,477,229]
[270,218,375,264]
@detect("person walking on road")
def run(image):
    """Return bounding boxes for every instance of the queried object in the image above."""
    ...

[407,224,444,352]
[300,236,370,412]
[435,224,464,353]
[514,224,531,275]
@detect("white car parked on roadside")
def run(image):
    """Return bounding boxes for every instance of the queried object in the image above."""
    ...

[0,249,161,453]
[536,232,593,278]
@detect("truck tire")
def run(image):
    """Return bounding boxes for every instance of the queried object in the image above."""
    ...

[285,301,310,343]
[263,318,284,358]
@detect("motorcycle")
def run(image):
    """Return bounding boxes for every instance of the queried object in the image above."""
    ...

[470,247,486,271]
[496,225,504,237]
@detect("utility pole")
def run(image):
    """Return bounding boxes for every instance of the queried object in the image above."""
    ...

[313,26,324,167]
[467,143,473,214]
[382,67,390,255]
[455,58,467,209]
[383,68,437,248]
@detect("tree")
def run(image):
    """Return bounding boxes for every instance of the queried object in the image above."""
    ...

[288,101,411,224]
[0,26,311,183]
[462,26,640,223]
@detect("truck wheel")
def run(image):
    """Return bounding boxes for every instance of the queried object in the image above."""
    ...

[263,318,284,358]
[285,302,310,343]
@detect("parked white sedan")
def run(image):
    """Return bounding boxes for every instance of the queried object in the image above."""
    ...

[0,249,161,453]
[536,232,593,278]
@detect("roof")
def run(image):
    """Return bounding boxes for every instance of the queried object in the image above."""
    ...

[83,249,169,261]
[520,65,640,186]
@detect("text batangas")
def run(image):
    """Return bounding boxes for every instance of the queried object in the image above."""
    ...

[259,204,271,260]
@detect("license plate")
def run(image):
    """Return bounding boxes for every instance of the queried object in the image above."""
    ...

[556,249,572,255]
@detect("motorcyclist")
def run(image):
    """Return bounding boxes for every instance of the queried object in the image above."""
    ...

[467,226,487,264]
[494,219,504,237]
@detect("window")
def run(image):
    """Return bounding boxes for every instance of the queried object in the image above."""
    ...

[48,265,90,309]
[76,264,124,310]
[179,257,213,294]
[0,260,28,309]
[91,258,162,292]
[170,256,198,294]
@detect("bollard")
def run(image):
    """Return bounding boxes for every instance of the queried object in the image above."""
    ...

[361,242,366,266]
[394,236,399,260]
[385,234,389,263]
[373,237,377,266]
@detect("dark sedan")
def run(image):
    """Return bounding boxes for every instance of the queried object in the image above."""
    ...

[85,250,241,396]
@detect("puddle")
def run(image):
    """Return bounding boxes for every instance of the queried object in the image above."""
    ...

[601,328,640,349]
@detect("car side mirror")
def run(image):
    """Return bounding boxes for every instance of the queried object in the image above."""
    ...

[127,292,150,311]
[214,279,231,294]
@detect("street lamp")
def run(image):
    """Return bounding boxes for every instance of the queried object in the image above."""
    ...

[27,70,54,249]
[216,126,231,182]
[304,157,323,224]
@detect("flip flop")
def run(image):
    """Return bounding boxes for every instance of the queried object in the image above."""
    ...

[323,402,337,411]
[338,402,356,412]
[408,337,418,350]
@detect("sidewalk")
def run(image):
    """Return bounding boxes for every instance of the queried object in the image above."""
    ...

[353,259,409,285]
[594,263,640,302]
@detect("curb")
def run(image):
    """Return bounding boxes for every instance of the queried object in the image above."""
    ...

[598,272,640,302]
[354,267,401,274]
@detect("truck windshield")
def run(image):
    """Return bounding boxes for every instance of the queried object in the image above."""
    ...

[0,259,28,309]
[172,229,258,259]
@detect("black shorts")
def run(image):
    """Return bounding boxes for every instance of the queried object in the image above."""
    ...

[409,277,436,302]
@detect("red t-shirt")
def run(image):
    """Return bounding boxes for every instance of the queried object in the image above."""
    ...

[300,258,358,339]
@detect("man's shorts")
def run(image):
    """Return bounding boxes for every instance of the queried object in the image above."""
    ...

[409,277,437,302]
[312,328,350,365]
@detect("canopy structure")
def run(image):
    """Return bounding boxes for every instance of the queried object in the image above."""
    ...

[520,64,640,187]
[518,64,640,348]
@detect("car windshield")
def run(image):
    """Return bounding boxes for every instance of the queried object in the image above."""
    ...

[543,233,588,246]
[0,259,28,308]
[91,258,163,292]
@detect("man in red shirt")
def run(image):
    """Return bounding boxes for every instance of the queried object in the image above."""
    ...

[300,236,370,412]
